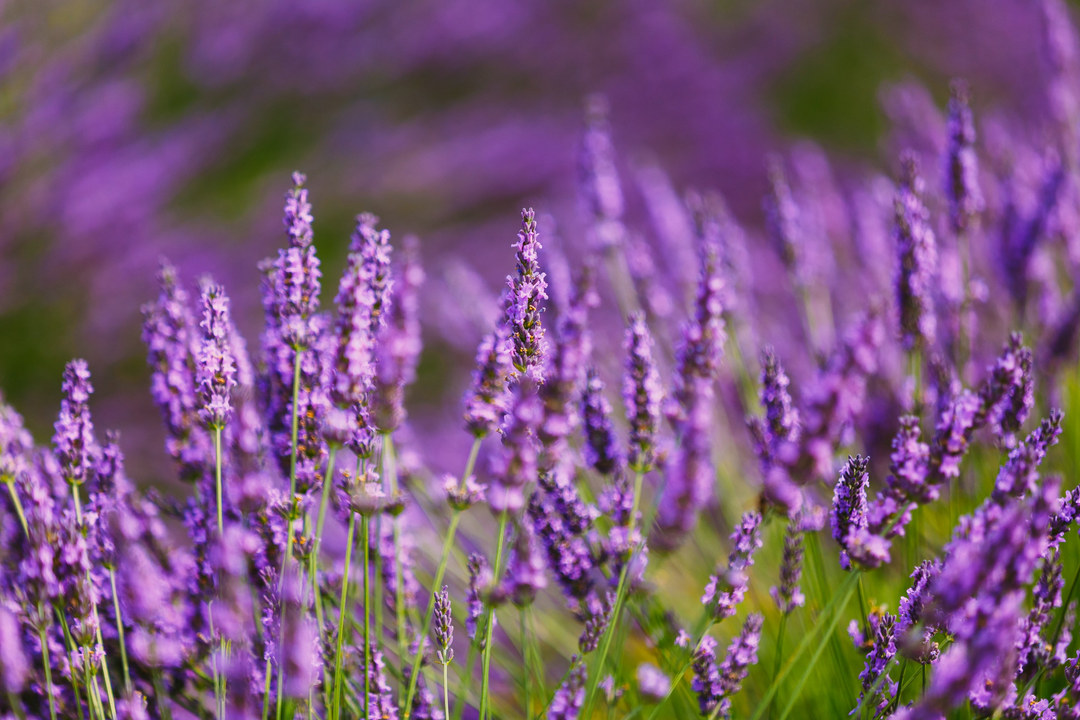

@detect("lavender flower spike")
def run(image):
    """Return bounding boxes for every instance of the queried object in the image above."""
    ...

[693,613,764,717]
[54,359,101,491]
[894,152,937,351]
[770,517,807,615]
[702,511,763,621]
[506,208,549,383]
[623,312,663,473]
[945,79,983,236]
[581,368,622,476]
[434,585,454,665]
[548,659,587,720]
[464,327,513,438]
[854,612,897,716]
[831,455,869,570]
[196,279,237,430]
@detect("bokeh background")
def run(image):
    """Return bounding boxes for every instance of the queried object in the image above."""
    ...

[0,0,1065,483]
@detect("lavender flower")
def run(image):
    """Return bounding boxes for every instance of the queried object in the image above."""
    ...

[364,643,400,720]
[375,236,424,431]
[764,156,806,282]
[578,95,626,250]
[501,517,548,607]
[636,663,670,702]
[581,369,623,476]
[141,259,205,480]
[434,585,454,665]
[506,209,549,383]
[488,380,543,515]
[464,327,514,438]
[1016,548,1066,682]
[759,346,800,453]
[623,312,663,474]
[895,560,941,665]
[894,153,937,351]
[770,516,807,615]
[693,614,764,718]
[701,512,763,621]
[945,80,983,236]
[831,455,869,570]
[928,389,980,485]
[655,376,714,550]
[54,359,101,491]
[673,237,726,405]
[466,554,493,644]
[540,265,597,450]
[854,612,897,716]
[195,279,237,430]
[529,463,596,603]
[263,172,322,351]
[577,591,613,654]
[548,659,587,720]
[0,606,27,694]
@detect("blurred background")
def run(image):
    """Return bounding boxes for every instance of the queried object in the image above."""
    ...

[0,0,1065,482]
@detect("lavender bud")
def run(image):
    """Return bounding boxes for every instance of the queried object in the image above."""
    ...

[54,359,100,489]
[894,153,937,351]
[444,473,486,511]
[464,328,514,438]
[623,312,663,473]
[770,517,807,615]
[693,614,764,717]
[434,585,454,665]
[506,209,548,383]
[582,369,623,476]
[944,79,983,235]
[853,612,897,716]
[577,591,613,654]
[831,455,870,570]
[195,280,237,430]
[466,554,494,644]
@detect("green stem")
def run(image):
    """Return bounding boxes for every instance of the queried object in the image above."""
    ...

[768,614,788,720]
[214,426,224,536]
[580,469,645,719]
[443,663,451,720]
[5,479,27,536]
[331,512,356,720]
[452,642,479,720]
[37,609,58,720]
[522,609,530,718]
[402,436,483,716]
[153,669,172,720]
[208,603,223,720]
[478,512,510,720]
[108,569,132,696]
[382,434,408,696]
[312,446,337,712]
[276,349,304,720]
[55,609,86,720]
[363,514,371,720]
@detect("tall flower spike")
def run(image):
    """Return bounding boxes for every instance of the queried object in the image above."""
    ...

[770,516,807,615]
[831,455,870,570]
[54,359,101,490]
[623,312,663,473]
[701,511,763,621]
[945,79,983,236]
[854,612,898,716]
[693,614,764,717]
[500,517,548,607]
[141,259,205,480]
[759,346,800,450]
[578,94,626,250]
[488,380,543,515]
[581,369,622,476]
[655,374,713,550]
[506,208,548,383]
[466,553,493,643]
[894,152,938,351]
[464,326,514,438]
[374,236,424,431]
[549,658,588,720]
[673,235,726,406]
[434,585,454,665]
[196,280,237,430]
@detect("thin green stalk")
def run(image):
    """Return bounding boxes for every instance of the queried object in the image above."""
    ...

[452,641,479,720]
[208,603,223,720]
[152,669,172,720]
[4,479,26,535]
[525,606,545,701]
[312,446,338,713]
[580,470,645,719]
[108,569,132,696]
[212,427,227,720]
[363,514,372,720]
[748,570,861,720]
[331,511,356,720]
[214,427,224,535]
[276,350,304,720]
[478,512,510,720]
[442,662,450,720]
[402,436,483,716]
[768,614,788,720]
[37,611,58,720]
[521,609,530,718]
[55,610,86,720]
[382,435,408,694]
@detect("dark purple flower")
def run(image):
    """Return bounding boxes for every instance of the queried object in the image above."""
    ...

[506,208,548,383]
[434,585,454,665]
[53,359,101,491]
[693,613,764,717]
[854,612,897,716]
[1016,547,1067,683]
[894,153,937,351]
[466,553,493,644]
[896,560,941,665]
[540,265,597,451]
[623,312,663,474]
[944,80,983,236]
[549,658,588,720]
[759,346,800,452]
[529,462,597,603]
[364,643,399,720]
[581,368,623,477]
[500,517,548,607]
[770,515,807,615]
[464,327,514,438]
[701,512,763,621]
[928,389,980,485]
[195,279,237,430]
[577,591,613,654]
[831,455,869,570]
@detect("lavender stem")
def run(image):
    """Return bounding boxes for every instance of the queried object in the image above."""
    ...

[478,511,510,720]
[108,568,132,695]
[330,510,355,720]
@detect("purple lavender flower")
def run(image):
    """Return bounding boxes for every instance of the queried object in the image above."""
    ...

[53,359,101,491]
[578,95,626,251]
[894,152,938,351]
[506,209,548,383]
[623,312,663,474]
[831,455,869,570]
[979,333,1034,444]
[854,612,897,716]
[364,643,400,720]
[466,553,493,644]
[672,237,726,409]
[759,346,800,452]
[263,172,322,351]
[195,279,237,430]
[1016,548,1066,683]
[500,517,548,607]
[886,415,932,505]
[577,591,613,654]
[581,368,623,476]
[549,659,588,720]
[654,375,713,550]
[540,266,597,451]
[434,585,454,665]
[764,156,805,282]
[0,606,28,694]
[488,380,543,515]
[636,663,670,702]
[0,397,33,484]
[770,516,807,615]
[464,327,514,438]
[141,259,205,481]
[895,560,941,665]
[991,412,1063,505]
[528,463,597,603]
[1000,156,1065,311]
[375,236,424,431]
[693,613,764,717]
[928,389,980,485]
[944,80,983,236]
[701,512,763,621]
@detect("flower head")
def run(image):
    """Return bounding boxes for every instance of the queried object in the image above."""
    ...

[894,153,937,350]
[506,208,548,383]
[195,279,237,430]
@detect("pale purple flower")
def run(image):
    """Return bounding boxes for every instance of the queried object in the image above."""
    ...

[693,614,764,717]
[636,663,670,702]
[623,312,663,473]
[701,512,763,621]
[672,237,726,413]
[506,208,548,383]
[577,591,613,654]
[895,152,937,351]
[548,659,587,720]
[488,380,543,515]
[582,368,623,476]
[54,359,101,489]
[655,375,713,550]
[578,95,626,251]
[896,560,941,665]
[434,585,454,665]
[464,327,514,438]
[540,266,598,450]
[364,643,400,720]
[374,236,424,431]
[944,80,983,236]
[0,606,28,693]
[501,517,548,608]
[195,279,237,430]
[770,515,807,615]
[466,553,493,644]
